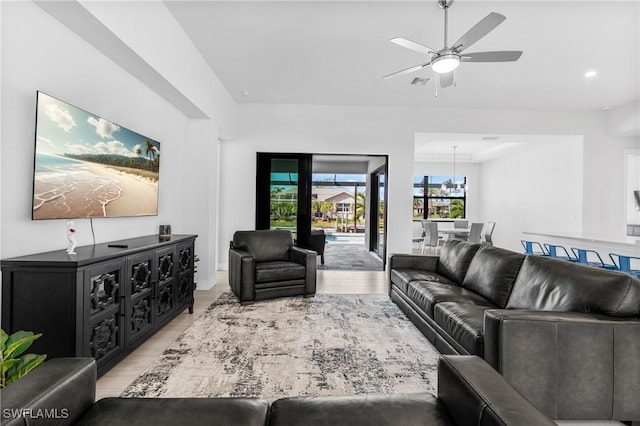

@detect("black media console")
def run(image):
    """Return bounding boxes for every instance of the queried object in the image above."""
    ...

[1,234,197,377]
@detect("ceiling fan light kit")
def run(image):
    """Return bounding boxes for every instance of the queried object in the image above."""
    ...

[384,0,522,89]
[431,54,460,74]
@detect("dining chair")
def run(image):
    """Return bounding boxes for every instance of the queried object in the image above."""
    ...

[412,221,425,253]
[570,247,617,270]
[421,220,442,254]
[521,240,548,256]
[467,223,483,244]
[482,222,495,245]
[453,220,469,240]
[609,253,640,278]
[543,243,577,262]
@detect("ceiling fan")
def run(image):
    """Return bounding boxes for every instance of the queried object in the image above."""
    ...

[383,0,522,88]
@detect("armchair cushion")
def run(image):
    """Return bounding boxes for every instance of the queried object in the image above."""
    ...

[232,230,293,262]
[255,261,306,283]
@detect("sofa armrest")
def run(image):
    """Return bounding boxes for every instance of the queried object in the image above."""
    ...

[290,246,317,295]
[389,253,439,271]
[229,247,256,302]
[0,357,96,426]
[484,309,640,422]
[438,355,555,426]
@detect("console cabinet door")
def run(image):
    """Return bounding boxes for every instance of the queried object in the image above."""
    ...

[155,246,176,325]
[126,252,156,345]
[83,260,125,366]
[176,242,195,312]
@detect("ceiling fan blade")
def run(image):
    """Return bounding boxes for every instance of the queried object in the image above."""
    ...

[461,51,522,62]
[439,71,455,88]
[452,12,506,52]
[390,37,437,56]
[382,62,431,79]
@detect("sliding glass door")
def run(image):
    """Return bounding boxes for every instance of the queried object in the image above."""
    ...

[256,153,312,248]
[370,165,387,267]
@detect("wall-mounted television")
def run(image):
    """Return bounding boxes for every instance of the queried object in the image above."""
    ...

[32,92,160,220]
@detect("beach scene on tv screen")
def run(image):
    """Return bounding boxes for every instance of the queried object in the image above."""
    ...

[33,92,160,219]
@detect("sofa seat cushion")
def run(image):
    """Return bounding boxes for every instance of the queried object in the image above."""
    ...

[268,393,454,426]
[391,268,455,293]
[407,281,494,319]
[461,244,525,308]
[434,302,491,356]
[255,261,306,283]
[76,397,269,426]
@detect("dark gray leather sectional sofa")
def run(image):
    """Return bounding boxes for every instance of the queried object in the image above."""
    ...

[389,239,640,423]
[0,356,554,426]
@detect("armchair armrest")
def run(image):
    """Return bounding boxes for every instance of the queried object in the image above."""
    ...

[290,246,317,295]
[0,357,96,426]
[484,309,640,422]
[229,247,256,303]
[438,355,555,426]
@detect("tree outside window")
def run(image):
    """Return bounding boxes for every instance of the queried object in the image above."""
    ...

[413,176,467,219]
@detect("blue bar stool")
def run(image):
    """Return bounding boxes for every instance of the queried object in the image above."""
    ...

[609,253,640,278]
[543,243,577,262]
[571,248,617,270]
[521,240,548,256]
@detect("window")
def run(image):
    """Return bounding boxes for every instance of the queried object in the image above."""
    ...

[413,175,467,219]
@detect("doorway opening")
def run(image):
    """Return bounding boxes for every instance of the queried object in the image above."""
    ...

[256,153,387,271]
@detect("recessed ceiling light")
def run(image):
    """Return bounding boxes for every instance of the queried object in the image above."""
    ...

[584,70,597,78]
[600,105,611,111]
[241,90,250,97]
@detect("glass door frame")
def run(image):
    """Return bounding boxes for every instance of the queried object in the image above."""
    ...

[369,163,388,268]
[255,153,313,249]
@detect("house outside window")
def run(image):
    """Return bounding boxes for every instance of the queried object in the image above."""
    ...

[413,175,467,219]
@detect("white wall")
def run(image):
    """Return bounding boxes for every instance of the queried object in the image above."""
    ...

[219,103,616,268]
[1,2,233,289]
[479,139,584,252]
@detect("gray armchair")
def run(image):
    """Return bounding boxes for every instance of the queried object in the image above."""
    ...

[229,230,317,305]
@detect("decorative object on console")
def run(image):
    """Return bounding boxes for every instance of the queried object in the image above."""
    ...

[159,224,172,237]
[65,220,77,254]
[32,92,161,220]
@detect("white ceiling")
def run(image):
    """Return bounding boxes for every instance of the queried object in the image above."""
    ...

[166,0,640,111]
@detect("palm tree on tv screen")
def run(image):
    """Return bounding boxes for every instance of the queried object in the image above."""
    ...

[144,139,157,161]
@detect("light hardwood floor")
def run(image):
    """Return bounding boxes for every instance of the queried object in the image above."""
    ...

[95,269,389,399]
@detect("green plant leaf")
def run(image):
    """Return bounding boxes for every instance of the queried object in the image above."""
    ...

[1,359,20,376]
[3,332,42,360]
[0,329,8,352]
[5,354,47,386]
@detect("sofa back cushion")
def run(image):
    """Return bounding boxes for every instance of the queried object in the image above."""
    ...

[462,245,525,308]
[437,239,481,284]
[233,230,292,262]
[507,255,640,316]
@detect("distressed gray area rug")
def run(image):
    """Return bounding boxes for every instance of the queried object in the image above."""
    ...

[121,293,439,400]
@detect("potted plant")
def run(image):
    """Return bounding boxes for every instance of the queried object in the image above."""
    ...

[0,329,47,388]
